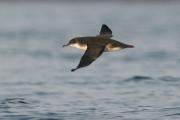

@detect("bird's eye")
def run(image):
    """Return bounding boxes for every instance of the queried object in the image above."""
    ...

[70,40,76,44]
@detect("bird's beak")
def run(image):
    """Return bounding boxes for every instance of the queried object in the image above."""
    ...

[62,43,70,47]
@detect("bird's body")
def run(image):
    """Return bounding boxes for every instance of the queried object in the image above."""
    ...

[63,24,134,72]
[69,36,133,52]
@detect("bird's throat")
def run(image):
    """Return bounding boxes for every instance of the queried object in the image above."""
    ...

[69,43,87,50]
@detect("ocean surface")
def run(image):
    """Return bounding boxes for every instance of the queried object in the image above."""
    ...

[0,2,180,120]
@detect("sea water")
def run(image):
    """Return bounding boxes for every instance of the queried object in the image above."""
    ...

[0,2,180,120]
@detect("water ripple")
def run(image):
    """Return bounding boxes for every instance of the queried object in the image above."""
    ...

[159,76,180,82]
[1,98,30,105]
[125,75,153,82]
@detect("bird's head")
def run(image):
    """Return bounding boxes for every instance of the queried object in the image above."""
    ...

[62,38,79,47]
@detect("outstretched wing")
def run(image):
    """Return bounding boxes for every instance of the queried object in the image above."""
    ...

[99,24,113,38]
[71,45,105,72]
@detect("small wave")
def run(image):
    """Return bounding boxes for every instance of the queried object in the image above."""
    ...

[0,98,40,107]
[166,113,180,116]
[1,98,29,105]
[159,76,180,82]
[125,75,153,82]
[162,106,180,117]
[124,75,180,84]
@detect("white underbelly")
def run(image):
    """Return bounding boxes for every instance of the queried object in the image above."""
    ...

[69,43,87,50]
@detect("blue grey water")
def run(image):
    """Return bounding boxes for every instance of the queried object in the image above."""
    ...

[0,2,180,120]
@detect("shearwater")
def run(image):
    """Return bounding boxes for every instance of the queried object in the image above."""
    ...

[63,24,134,72]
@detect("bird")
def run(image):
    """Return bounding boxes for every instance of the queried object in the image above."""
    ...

[63,24,134,72]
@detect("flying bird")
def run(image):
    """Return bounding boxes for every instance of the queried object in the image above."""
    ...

[63,24,134,72]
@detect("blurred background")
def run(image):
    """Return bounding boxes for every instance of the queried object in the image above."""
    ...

[0,0,180,120]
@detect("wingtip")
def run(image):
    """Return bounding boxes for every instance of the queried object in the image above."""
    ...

[102,24,108,27]
[71,68,77,72]
[127,45,134,48]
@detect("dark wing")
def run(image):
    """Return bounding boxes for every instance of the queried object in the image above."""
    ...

[99,24,113,38]
[71,45,105,72]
